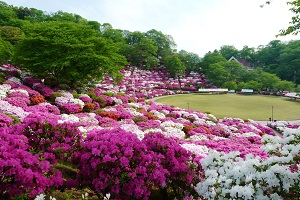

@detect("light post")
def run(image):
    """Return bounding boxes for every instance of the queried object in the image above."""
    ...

[271,106,274,122]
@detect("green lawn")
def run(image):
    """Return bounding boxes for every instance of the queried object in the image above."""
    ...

[155,94,300,120]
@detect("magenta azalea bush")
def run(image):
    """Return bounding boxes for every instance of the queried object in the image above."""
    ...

[0,127,63,199]
[142,132,203,199]
[21,113,83,164]
[76,128,168,199]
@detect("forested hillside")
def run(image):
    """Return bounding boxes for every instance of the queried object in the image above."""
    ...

[0,1,299,91]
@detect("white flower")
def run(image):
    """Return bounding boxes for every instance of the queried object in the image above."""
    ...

[8,88,29,96]
[163,126,185,139]
[121,123,144,140]
[150,110,165,119]
[58,114,79,123]
[188,135,208,141]
[180,143,211,157]
[8,77,22,85]
[69,98,84,108]
[34,194,46,200]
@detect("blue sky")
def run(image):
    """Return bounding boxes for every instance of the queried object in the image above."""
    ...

[3,0,300,57]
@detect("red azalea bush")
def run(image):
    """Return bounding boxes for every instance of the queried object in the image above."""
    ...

[83,102,96,112]
[99,111,120,121]
[30,94,46,105]
[0,127,63,199]
[76,128,168,199]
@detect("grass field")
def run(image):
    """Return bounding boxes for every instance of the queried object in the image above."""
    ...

[155,94,300,120]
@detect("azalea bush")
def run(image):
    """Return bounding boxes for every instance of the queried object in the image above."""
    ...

[0,65,299,199]
[0,127,63,199]
[142,132,202,199]
[30,94,46,105]
[195,128,300,199]
[21,113,83,164]
[76,128,168,199]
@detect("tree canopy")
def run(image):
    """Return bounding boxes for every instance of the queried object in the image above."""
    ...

[1,0,300,91]
[13,21,127,87]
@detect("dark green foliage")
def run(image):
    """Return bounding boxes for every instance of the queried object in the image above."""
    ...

[93,96,107,108]
[13,21,127,87]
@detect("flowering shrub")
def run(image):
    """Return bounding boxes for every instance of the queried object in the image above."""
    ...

[0,113,13,127]
[76,128,168,199]
[60,103,82,114]
[1,65,299,199]
[83,102,96,112]
[142,132,202,199]
[98,111,120,121]
[33,83,54,98]
[196,128,300,199]
[0,127,63,199]
[3,96,30,109]
[92,96,108,108]
[21,114,83,164]
[0,99,29,121]
[30,94,46,105]
[79,95,93,103]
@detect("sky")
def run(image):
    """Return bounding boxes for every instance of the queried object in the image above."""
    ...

[3,0,300,57]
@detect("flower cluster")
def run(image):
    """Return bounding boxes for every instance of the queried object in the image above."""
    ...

[77,128,168,199]
[0,127,63,199]
[0,113,13,127]
[1,65,299,199]
[30,94,46,105]
[196,128,300,199]
[21,113,83,163]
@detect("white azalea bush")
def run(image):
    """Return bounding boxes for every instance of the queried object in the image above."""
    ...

[196,128,300,199]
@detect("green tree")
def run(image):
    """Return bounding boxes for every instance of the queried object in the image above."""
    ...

[0,26,24,45]
[200,52,227,73]
[219,45,239,60]
[259,71,281,91]
[222,81,238,90]
[237,81,246,91]
[178,50,201,75]
[244,80,263,91]
[206,62,229,87]
[145,29,176,60]
[274,80,295,91]
[14,21,127,87]
[123,31,158,68]
[164,54,185,78]
[0,37,13,63]
[278,1,300,35]
[256,40,286,74]
[14,6,49,22]
[239,45,256,65]
[278,40,300,84]
[223,60,246,82]
[262,1,300,36]
[295,84,300,92]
